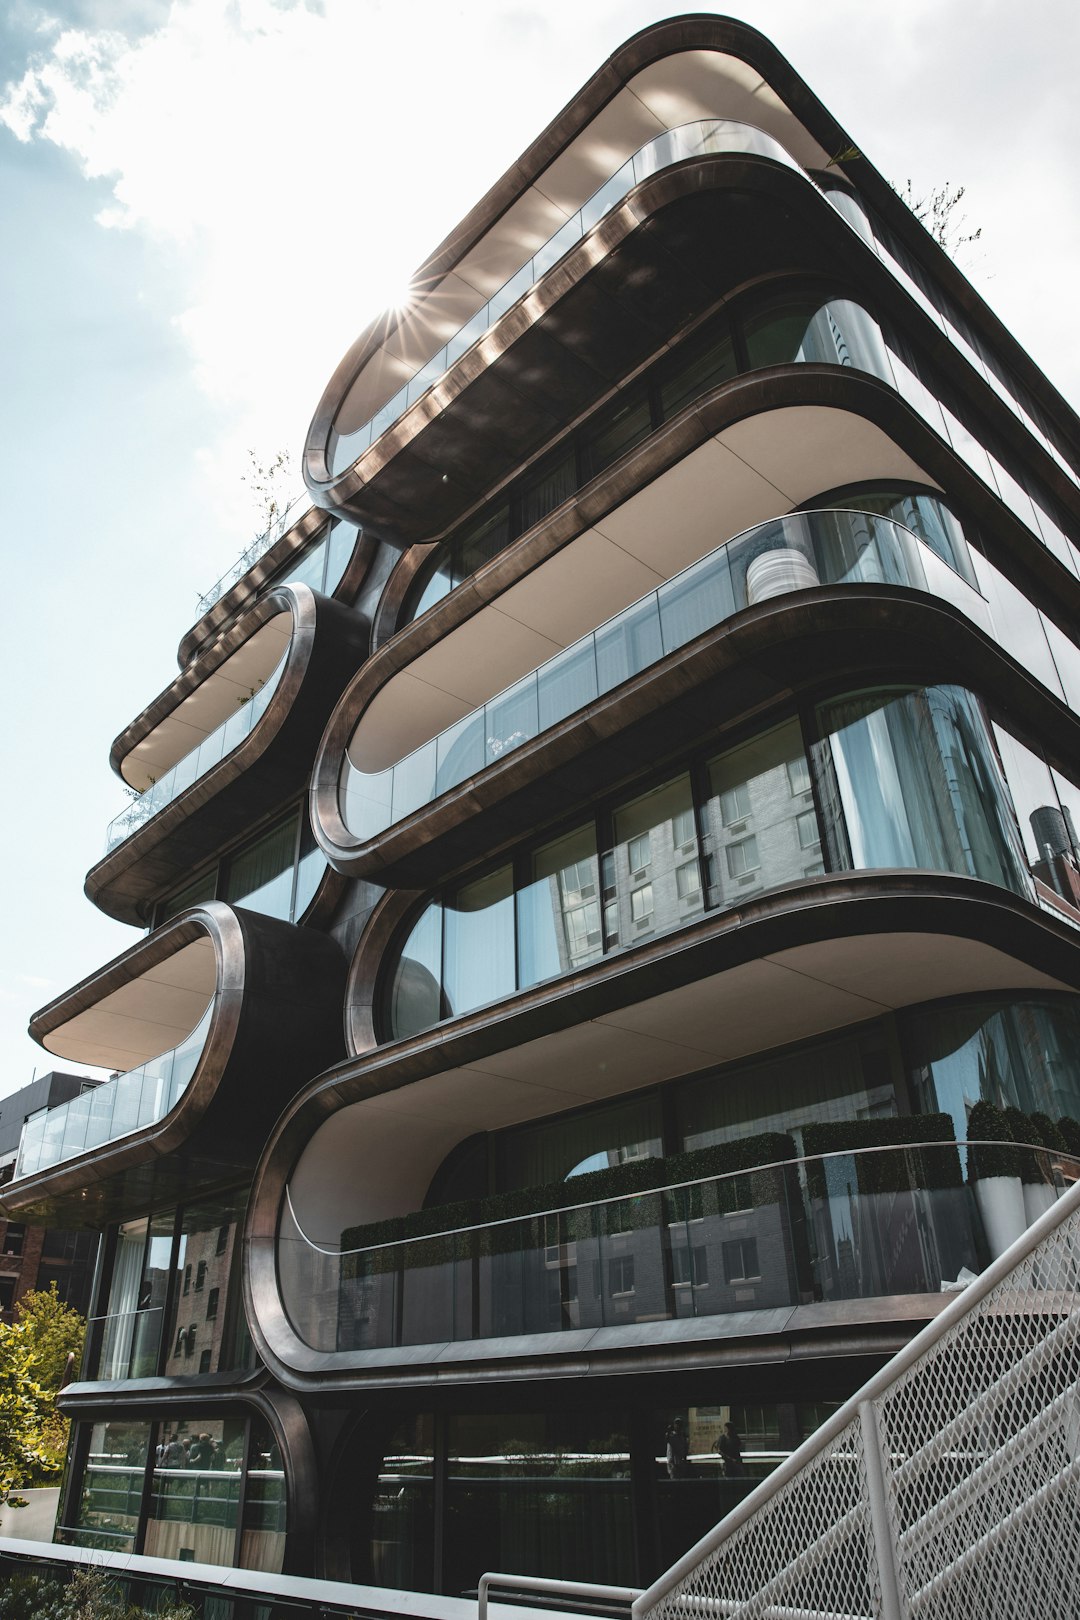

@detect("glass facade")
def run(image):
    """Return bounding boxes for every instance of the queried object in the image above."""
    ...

[62,1413,285,1572]
[155,802,325,928]
[383,688,1031,1042]
[88,1190,254,1383]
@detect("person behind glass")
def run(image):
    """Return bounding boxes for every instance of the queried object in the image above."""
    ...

[665,1418,690,1478]
[719,1420,746,1478]
[187,1432,214,1468]
[160,1431,186,1468]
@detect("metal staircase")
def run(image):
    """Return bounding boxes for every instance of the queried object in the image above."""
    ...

[627,1174,1080,1620]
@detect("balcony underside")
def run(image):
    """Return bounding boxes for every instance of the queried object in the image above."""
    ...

[302,16,1080,508]
[87,588,370,926]
[6,902,346,1227]
[246,871,1080,1387]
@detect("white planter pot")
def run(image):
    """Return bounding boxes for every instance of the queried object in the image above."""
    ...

[745,547,820,605]
[0,1485,60,1541]
[974,1175,1027,1260]
[1022,1180,1059,1227]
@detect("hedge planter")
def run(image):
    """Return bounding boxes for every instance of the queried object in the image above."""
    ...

[974,1175,1028,1260]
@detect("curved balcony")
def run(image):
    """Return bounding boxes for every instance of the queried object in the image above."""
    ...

[327,121,799,479]
[106,653,287,853]
[338,509,968,843]
[88,584,371,926]
[18,1000,213,1179]
[7,901,347,1224]
[278,1139,1079,1359]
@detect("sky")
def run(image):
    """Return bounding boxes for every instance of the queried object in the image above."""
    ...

[0,0,1078,1103]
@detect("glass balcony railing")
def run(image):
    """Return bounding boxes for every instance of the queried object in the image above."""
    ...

[279,1142,1078,1356]
[196,489,311,615]
[88,1305,165,1383]
[16,1001,214,1179]
[340,508,964,841]
[328,119,800,476]
[105,651,288,854]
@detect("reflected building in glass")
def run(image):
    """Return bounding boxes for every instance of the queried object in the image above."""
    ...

[7,12,1080,1597]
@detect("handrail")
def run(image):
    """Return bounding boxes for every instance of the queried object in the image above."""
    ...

[478,1573,640,1620]
[286,1137,1051,1259]
[628,1167,1080,1620]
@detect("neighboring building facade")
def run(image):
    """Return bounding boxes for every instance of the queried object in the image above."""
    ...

[0,1072,101,1322]
[6,13,1080,1597]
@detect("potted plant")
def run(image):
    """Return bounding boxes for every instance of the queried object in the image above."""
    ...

[967,1100,1025,1260]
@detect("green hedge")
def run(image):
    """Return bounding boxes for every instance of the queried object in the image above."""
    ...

[1057,1115,1080,1159]
[341,1131,797,1274]
[1004,1106,1045,1185]
[966,1100,1021,1181]
[802,1114,961,1198]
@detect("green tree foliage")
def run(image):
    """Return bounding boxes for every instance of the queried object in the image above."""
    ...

[0,1285,85,1504]
[0,1566,193,1620]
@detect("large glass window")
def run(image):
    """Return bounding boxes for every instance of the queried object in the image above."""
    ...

[814,685,1030,896]
[812,485,976,586]
[155,803,325,929]
[62,1414,285,1573]
[904,995,1080,1142]
[384,690,1036,1041]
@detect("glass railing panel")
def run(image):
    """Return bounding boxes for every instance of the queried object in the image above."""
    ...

[105,654,287,853]
[658,546,737,652]
[196,488,313,614]
[285,1142,1068,1356]
[391,736,437,823]
[486,673,540,764]
[91,1305,165,1382]
[536,640,599,731]
[339,511,962,845]
[13,1002,214,1181]
[594,595,664,693]
[435,711,486,798]
[328,120,804,477]
[15,1110,48,1178]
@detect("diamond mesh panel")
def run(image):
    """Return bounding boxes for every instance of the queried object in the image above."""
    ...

[640,1193,1080,1620]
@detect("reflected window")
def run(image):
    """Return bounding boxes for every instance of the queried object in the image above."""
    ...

[155,803,325,928]
[66,1419,151,1552]
[810,484,976,587]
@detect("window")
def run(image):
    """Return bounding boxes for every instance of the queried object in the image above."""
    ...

[676,862,702,901]
[215,1225,229,1256]
[797,809,821,850]
[195,1260,207,1291]
[726,837,760,879]
[720,781,751,825]
[206,1288,220,1321]
[2,1223,25,1257]
[199,1350,212,1374]
[671,1246,709,1287]
[787,755,812,796]
[182,1264,191,1297]
[0,1277,15,1312]
[723,1238,760,1283]
[609,1256,635,1295]
[184,1325,196,1358]
[628,832,651,873]
[672,807,697,850]
[631,884,653,925]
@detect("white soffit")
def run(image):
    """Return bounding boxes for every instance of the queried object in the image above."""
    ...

[350,407,935,774]
[121,613,292,789]
[288,931,1068,1239]
[42,937,218,1071]
[337,49,829,431]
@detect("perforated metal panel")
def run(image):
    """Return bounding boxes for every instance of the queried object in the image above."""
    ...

[636,1183,1080,1620]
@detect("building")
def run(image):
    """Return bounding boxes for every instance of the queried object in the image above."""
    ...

[5,11,1080,1598]
[0,1072,101,1322]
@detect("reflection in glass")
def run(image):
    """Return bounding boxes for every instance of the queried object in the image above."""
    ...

[369,1415,435,1592]
[518,825,602,988]
[164,1190,253,1378]
[67,1420,151,1550]
[703,721,817,906]
[444,867,515,1018]
[145,1416,246,1566]
[906,996,1080,1145]
[391,904,443,1038]
[815,685,1029,896]
[609,775,701,948]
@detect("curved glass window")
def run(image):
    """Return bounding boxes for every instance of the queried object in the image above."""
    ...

[155,804,326,929]
[383,689,1031,1042]
[403,291,888,626]
[905,995,1080,1142]
[272,516,358,598]
[806,485,976,587]
[813,685,1030,897]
